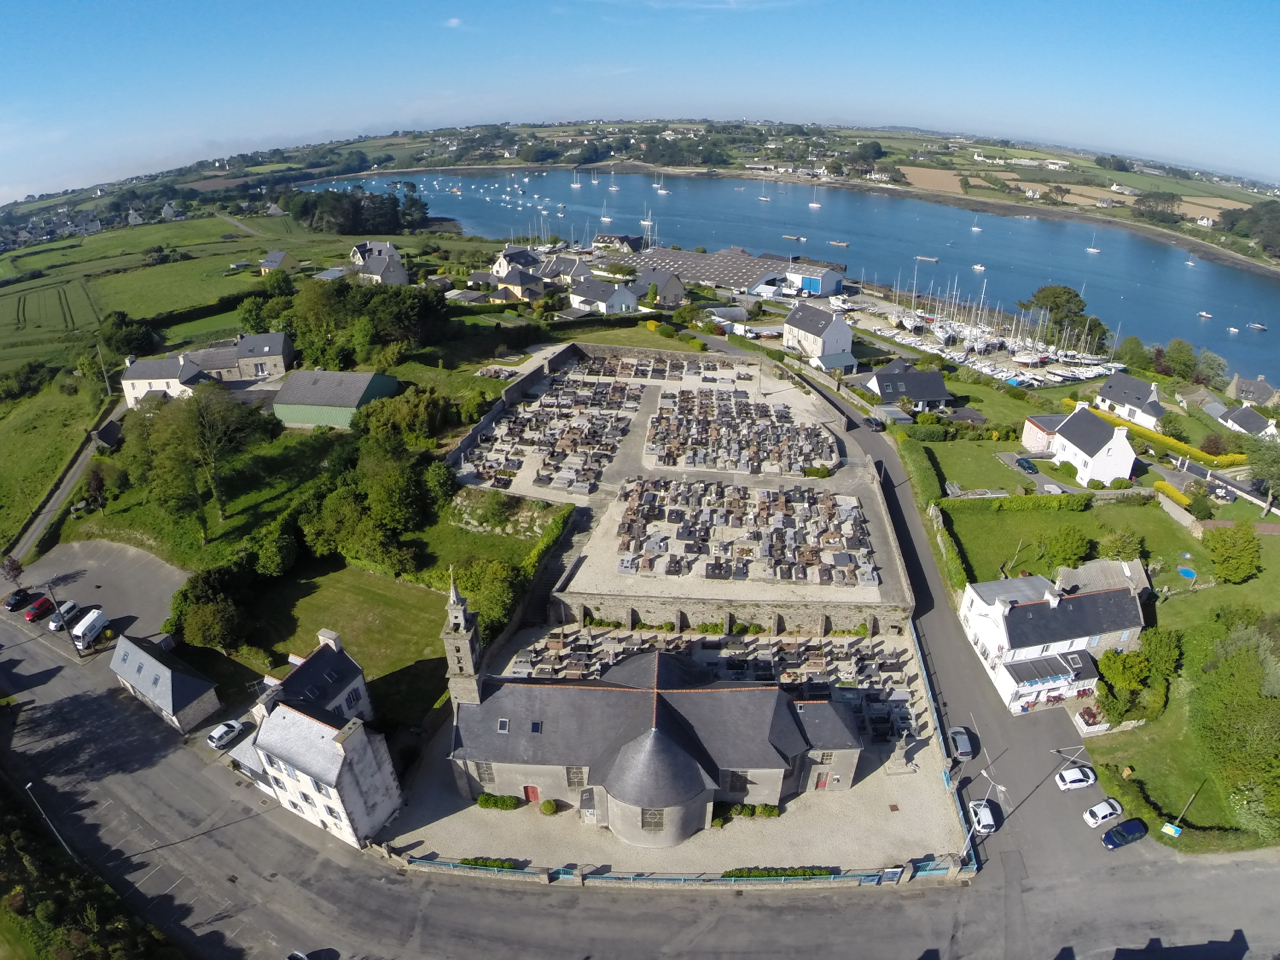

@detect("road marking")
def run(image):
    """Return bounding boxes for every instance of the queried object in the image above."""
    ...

[162,876,187,894]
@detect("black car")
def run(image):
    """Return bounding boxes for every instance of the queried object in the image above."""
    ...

[1102,818,1147,850]
[3,588,31,612]
[864,417,886,432]
[1015,457,1039,475]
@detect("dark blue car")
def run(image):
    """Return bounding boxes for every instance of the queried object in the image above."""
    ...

[1102,818,1147,850]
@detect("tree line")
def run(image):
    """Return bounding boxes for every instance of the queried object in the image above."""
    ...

[1218,200,1280,257]
[278,187,427,234]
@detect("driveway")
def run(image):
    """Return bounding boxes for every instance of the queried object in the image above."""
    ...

[19,540,187,643]
[993,451,1085,492]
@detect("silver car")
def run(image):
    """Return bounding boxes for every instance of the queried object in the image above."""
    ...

[47,600,80,633]
[1055,765,1097,791]
[1084,798,1123,828]
[206,720,244,750]
[947,726,975,761]
[968,798,997,835]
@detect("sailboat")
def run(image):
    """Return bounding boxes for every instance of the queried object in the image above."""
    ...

[656,174,669,195]
[1086,232,1100,254]
[809,187,821,209]
[590,171,599,185]
[608,171,619,192]
[971,217,982,232]
[599,203,612,224]
[570,170,581,189]
[1198,311,1212,320]
[639,207,653,227]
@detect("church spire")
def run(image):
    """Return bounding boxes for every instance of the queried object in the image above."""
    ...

[448,565,463,607]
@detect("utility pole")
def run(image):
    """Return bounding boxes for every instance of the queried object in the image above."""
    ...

[96,341,111,395]
[25,782,80,866]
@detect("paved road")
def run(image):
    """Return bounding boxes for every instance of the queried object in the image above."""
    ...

[9,399,125,561]
[215,212,264,238]
[2,342,1280,957]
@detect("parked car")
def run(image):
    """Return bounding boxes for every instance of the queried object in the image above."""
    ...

[24,597,54,622]
[1015,457,1039,475]
[947,726,975,762]
[1084,798,1124,828]
[968,798,997,836]
[3,588,30,612]
[70,609,110,654]
[47,600,80,633]
[1102,818,1148,850]
[1055,765,1097,791]
[864,417,885,432]
[206,720,244,750]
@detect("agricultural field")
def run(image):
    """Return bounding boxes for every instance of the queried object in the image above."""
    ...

[162,309,242,347]
[0,381,105,549]
[0,279,99,375]
[87,255,265,318]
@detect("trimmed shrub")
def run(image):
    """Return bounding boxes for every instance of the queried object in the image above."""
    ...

[1087,479,1105,490]
[722,866,837,878]
[476,793,522,810]
[939,493,1094,513]
[459,857,520,869]
[1109,477,1133,489]
[803,465,831,479]
[1187,494,1215,520]
[755,803,780,817]
[1058,461,1078,480]
[1071,399,1249,468]
[897,436,944,505]
[1154,480,1191,507]
[539,799,558,815]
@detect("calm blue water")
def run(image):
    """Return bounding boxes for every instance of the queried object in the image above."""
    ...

[304,170,1280,379]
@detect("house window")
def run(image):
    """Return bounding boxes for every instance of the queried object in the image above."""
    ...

[497,718,510,734]
[724,770,749,792]
[1040,645,1051,655]
[121,651,129,664]
[1067,654,1082,668]
[272,776,287,790]
[475,761,495,785]
[531,721,543,734]
[284,763,298,781]
[819,752,835,765]
[565,766,586,788]
[265,755,282,772]
[640,808,664,832]
[300,792,315,806]
[897,382,906,392]
[136,663,144,676]
[151,675,160,688]
[289,801,303,813]
[325,806,342,821]
[254,362,268,377]
[311,779,331,798]
[1120,630,1131,643]
[345,687,363,709]
[333,704,344,719]
[1090,636,1101,648]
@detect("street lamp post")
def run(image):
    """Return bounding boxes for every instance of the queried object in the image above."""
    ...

[24,782,79,865]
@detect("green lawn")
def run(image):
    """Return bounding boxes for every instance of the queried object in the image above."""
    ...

[163,309,242,346]
[1029,459,1086,489]
[390,359,509,402]
[0,904,37,960]
[944,380,1043,425]
[924,440,1027,493]
[569,326,703,352]
[1087,684,1239,831]
[945,500,1212,589]
[88,255,263,318]
[0,382,104,548]
[240,558,448,728]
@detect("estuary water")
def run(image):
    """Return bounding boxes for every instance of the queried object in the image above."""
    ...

[303,170,1280,380]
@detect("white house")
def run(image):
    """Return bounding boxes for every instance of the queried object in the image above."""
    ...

[1093,372,1165,431]
[229,630,402,848]
[1022,404,1135,485]
[1196,216,1216,228]
[959,560,1147,713]
[782,302,852,358]
[120,355,211,409]
[492,245,542,278]
[350,241,401,267]
[865,357,951,412]
[357,255,410,286]
[570,278,638,315]
[1219,405,1279,438]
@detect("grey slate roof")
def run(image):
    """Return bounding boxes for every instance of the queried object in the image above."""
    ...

[573,278,625,303]
[121,357,208,383]
[620,246,788,290]
[794,701,862,750]
[185,345,239,372]
[784,302,840,338]
[1203,400,1229,421]
[1229,374,1275,405]
[871,358,950,402]
[110,636,216,719]
[279,643,363,710]
[314,267,348,281]
[1056,558,1150,597]
[274,370,396,409]
[452,652,855,808]
[1222,405,1272,435]
[254,701,345,785]
[1055,407,1119,457]
[261,251,291,271]
[1002,588,1144,649]
[969,575,1056,606]
[237,332,289,359]
[499,247,541,268]
[1098,373,1164,418]
[1026,413,1069,433]
[499,268,543,288]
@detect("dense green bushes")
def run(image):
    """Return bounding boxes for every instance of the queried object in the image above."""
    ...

[459,856,521,868]
[939,492,1095,512]
[476,793,522,810]
[721,866,836,878]
[896,436,943,504]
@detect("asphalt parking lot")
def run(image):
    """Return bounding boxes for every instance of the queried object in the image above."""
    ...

[15,541,188,647]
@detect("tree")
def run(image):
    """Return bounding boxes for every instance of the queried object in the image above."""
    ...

[360,461,423,533]
[1140,627,1182,684]
[1244,436,1280,517]
[1158,412,1188,442]
[855,141,885,162]
[182,599,239,651]
[1163,338,1197,379]
[827,160,844,176]
[1,555,23,589]
[646,283,659,303]
[424,460,458,515]
[85,466,106,517]
[1195,348,1228,389]
[239,296,269,334]
[149,443,206,543]
[1200,432,1226,456]
[1115,336,1151,371]
[1044,526,1092,568]
[1098,649,1150,694]
[1098,526,1143,561]
[182,385,263,521]
[262,269,295,299]
[1204,521,1262,584]
[1187,494,1215,521]
[1048,185,1070,203]
[1016,285,1106,349]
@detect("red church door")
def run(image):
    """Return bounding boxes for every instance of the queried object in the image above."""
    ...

[524,785,540,802]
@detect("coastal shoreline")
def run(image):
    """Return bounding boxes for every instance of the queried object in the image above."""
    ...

[322,161,1279,282]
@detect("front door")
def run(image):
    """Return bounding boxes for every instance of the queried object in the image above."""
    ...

[816,772,829,790]
[524,785,540,803]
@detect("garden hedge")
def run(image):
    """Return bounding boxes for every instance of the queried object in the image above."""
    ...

[722,866,837,878]
[1061,399,1248,468]
[1154,480,1192,507]
[938,492,1095,513]
[896,436,944,505]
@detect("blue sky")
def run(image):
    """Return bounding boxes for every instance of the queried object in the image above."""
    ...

[2,0,1278,203]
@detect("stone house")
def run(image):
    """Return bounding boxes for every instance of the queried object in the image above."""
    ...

[110,636,220,734]
[1093,373,1164,431]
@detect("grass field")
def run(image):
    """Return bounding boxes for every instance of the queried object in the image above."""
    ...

[924,440,1027,493]
[88,256,263,318]
[1029,459,1086,489]
[390,359,510,403]
[242,558,447,727]
[0,383,104,549]
[0,906,37,960]
[569,326,703,352]
[945,380,1043,425]
[163,309,242,346]
[945,500,1214,589]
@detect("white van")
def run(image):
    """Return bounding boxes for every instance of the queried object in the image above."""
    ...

[70,609,109,654]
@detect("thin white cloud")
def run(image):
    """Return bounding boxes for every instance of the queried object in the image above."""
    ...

[445,17,461,27]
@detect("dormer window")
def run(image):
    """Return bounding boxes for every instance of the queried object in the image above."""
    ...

[497,718,510,733]
[531,721,543,734]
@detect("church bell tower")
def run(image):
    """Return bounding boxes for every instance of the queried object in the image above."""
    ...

[443,569,482,706]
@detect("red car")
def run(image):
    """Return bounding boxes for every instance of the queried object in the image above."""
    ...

[24,597,54,622]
